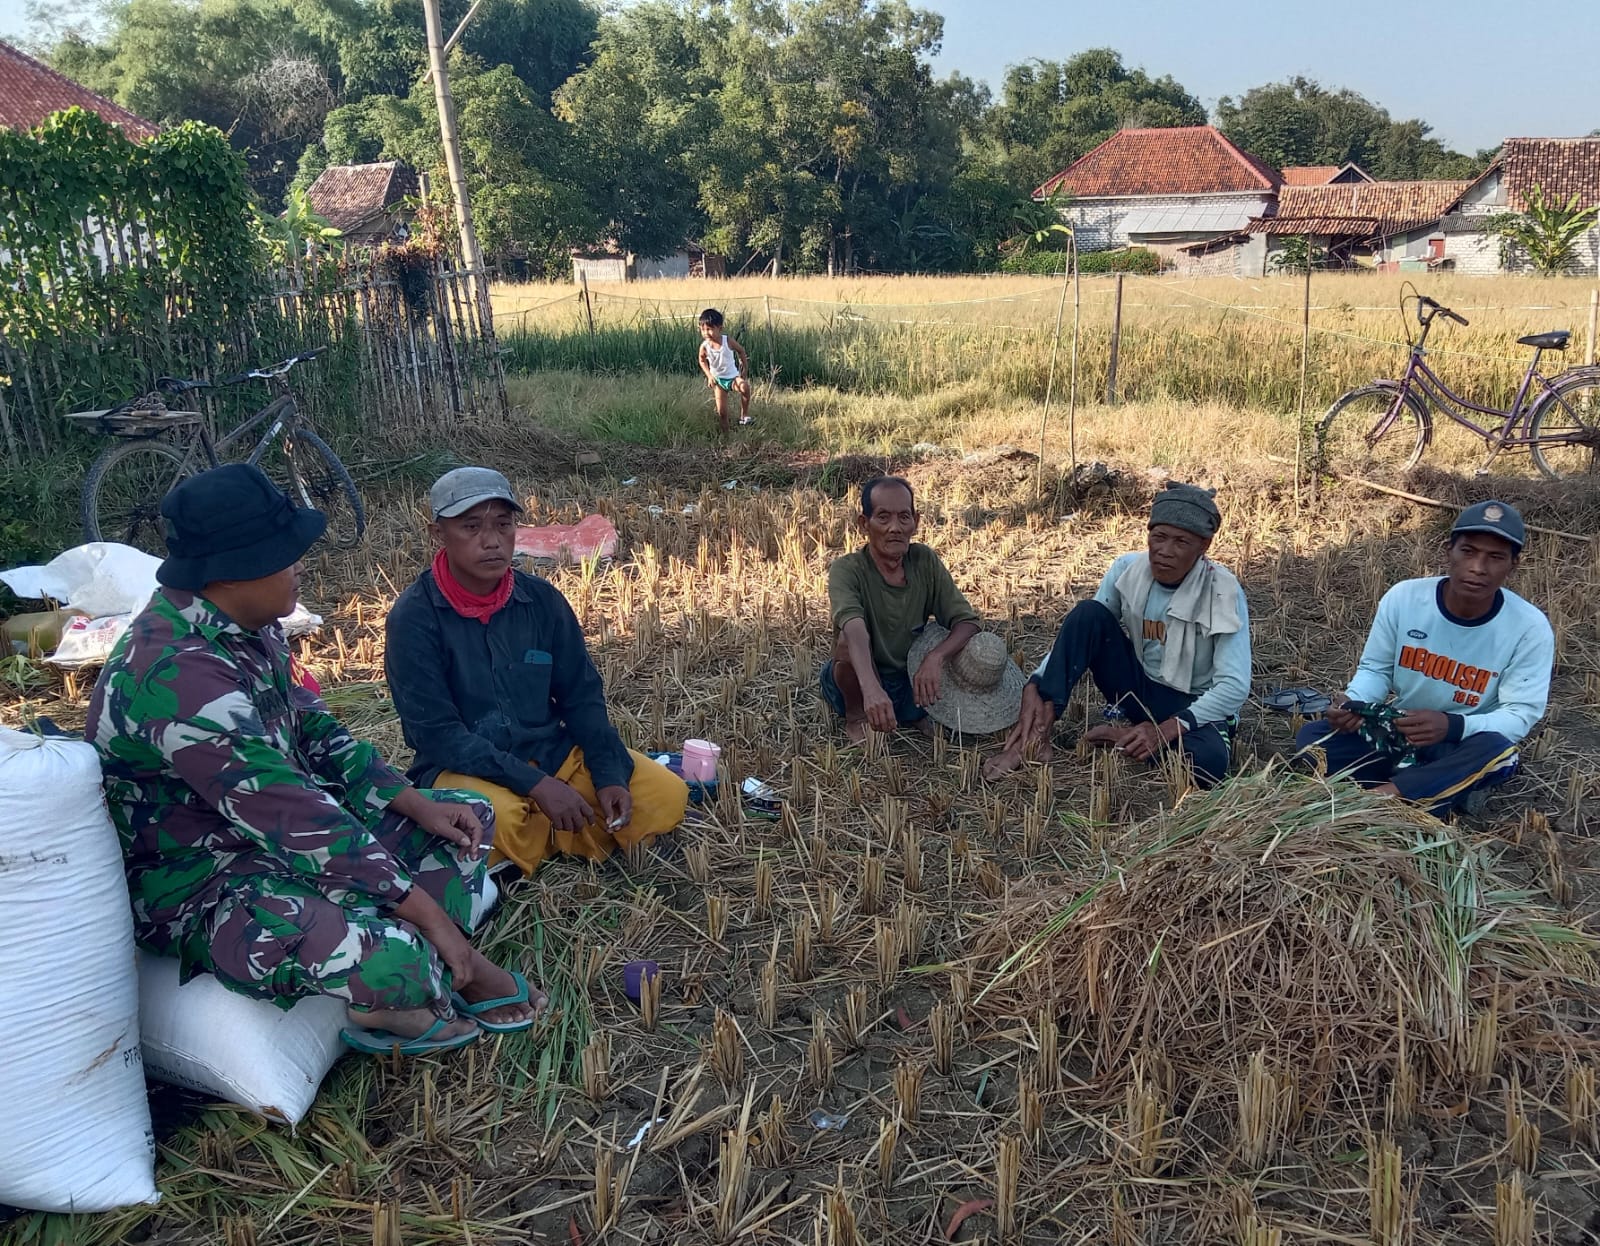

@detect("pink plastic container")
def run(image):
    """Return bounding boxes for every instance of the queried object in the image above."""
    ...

[681,738,721,781]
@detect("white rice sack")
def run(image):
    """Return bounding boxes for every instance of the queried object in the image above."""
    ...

[136,956,347,1127]
[0,726,158,1213]
[138,872,501,1125]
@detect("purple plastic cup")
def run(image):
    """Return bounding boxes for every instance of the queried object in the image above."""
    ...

[623,959,660,1003]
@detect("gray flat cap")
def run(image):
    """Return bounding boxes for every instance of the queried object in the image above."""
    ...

[430,467,524,519]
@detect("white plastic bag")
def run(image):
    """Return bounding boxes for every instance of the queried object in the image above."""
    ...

[0,725,158,1213]
[1,542,320,668]
[0,542,161,619]
[138,873,501,1125]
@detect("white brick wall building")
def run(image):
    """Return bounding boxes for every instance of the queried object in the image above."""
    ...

[1435,140,1600,276]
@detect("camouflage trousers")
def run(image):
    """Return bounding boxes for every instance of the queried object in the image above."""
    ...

[180,790,493,1014]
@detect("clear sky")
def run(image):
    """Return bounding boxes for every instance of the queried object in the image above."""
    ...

[3,0,1596,154]
[926,0,1597,153]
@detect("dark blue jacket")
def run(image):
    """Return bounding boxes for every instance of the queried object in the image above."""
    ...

[385,569,633,795]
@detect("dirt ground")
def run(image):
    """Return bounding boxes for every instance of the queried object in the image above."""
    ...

[3,439,1598,1245]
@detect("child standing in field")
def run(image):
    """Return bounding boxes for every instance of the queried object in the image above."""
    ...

[697,308,752,433]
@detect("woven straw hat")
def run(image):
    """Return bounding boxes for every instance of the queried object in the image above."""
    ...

[905,626,1026,735]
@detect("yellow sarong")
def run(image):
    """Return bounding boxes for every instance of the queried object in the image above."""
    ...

[437,747,688,875]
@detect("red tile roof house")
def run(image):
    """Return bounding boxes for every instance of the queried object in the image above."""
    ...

[1245,179,1471,271]
[1280,162,1374,187]
[1033,126,1281,274]
[1,41,159,274]
[303,162,420,248]
[1431,137,1600,275]
[0,39,157,137]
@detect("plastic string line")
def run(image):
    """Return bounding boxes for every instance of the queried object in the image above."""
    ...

[572,283,1064,307]
[489,291,584,321]
[1124,273,1537,362]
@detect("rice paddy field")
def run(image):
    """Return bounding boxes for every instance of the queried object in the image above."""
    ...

[3,272,1600,1246]
[493,272,1600,426]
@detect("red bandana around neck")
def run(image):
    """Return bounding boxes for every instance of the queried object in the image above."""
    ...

[432,548,513,624]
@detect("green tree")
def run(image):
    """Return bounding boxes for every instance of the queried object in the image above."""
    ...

[311,54,596,275]
[1484,185,1600,276]
[317,0,597,101]
[1215,77,1480,179]
[556,0,997,274]
[1266,235,1326,274]
[34,0,597,208]
[983,50,1206,192]
[553,1,711,260]
[43,0,348,202]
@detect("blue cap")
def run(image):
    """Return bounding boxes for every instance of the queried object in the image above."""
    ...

[1451,499,1525,552]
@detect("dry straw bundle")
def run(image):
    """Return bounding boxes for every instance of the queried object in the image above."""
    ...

[976,767,1598,1129]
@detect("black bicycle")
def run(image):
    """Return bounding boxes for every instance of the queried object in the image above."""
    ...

[70,350,365,555]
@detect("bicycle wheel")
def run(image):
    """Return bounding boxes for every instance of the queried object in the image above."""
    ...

[82,439,195,555]
[1314,384,1428,478]
[1528,375,1600,480]
[283,428,366,549]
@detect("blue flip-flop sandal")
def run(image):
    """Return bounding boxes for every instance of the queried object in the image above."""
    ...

[340,1015,481,1055]
[452,969,541,1034]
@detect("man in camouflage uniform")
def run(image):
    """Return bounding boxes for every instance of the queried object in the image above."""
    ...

[87,465,538,1054]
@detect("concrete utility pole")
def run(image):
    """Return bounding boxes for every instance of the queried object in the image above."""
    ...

[422,0,492,325]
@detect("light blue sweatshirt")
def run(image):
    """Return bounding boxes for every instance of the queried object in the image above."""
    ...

[1346,577,1554,745]
[1035,552,1252,726]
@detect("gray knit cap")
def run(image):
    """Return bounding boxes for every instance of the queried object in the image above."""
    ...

[1148,481,1221,538]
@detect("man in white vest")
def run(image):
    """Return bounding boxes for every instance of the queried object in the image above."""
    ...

[985,483,1250,787]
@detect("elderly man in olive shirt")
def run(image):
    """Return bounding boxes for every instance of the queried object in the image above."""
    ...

[820,476,980,742]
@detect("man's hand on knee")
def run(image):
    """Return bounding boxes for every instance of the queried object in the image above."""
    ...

[529,775,595,833]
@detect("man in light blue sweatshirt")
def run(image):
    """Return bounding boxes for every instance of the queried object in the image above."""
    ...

[1296,500,1554,815]
[985,482,1251,787]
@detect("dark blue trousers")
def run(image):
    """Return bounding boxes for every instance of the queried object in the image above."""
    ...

[1293,720,1518,815]
[1036,600,1233,787]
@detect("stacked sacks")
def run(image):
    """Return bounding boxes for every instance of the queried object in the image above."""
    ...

[0,725,158,1213]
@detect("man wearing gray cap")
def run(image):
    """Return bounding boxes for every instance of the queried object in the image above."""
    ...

[385,467,688,874]
[986,482,1250,787]
[1296,499,1554,815]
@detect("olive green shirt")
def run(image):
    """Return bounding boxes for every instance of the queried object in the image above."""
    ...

[828,544,979,676]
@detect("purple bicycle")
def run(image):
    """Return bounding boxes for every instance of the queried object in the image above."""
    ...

[1315,290,1600,480]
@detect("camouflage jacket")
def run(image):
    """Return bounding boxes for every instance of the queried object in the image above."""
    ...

[87,588,413,950]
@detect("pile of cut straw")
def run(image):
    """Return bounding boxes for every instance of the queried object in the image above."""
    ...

[975,767,1597,1126]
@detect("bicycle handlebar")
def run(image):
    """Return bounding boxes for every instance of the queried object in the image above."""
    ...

[1416,295,1470,328]
[216,347,327,386]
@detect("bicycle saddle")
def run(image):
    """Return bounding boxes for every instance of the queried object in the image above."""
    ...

[1517,330,1569,350]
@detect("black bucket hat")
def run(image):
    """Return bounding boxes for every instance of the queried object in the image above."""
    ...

[157,464,327,591]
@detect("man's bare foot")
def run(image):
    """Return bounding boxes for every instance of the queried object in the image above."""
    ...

[913,717,939,738]
[347,1004,475,1042]
[844,716,870,745]
[1084,724,1131,748]
[460,951,546,1026]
